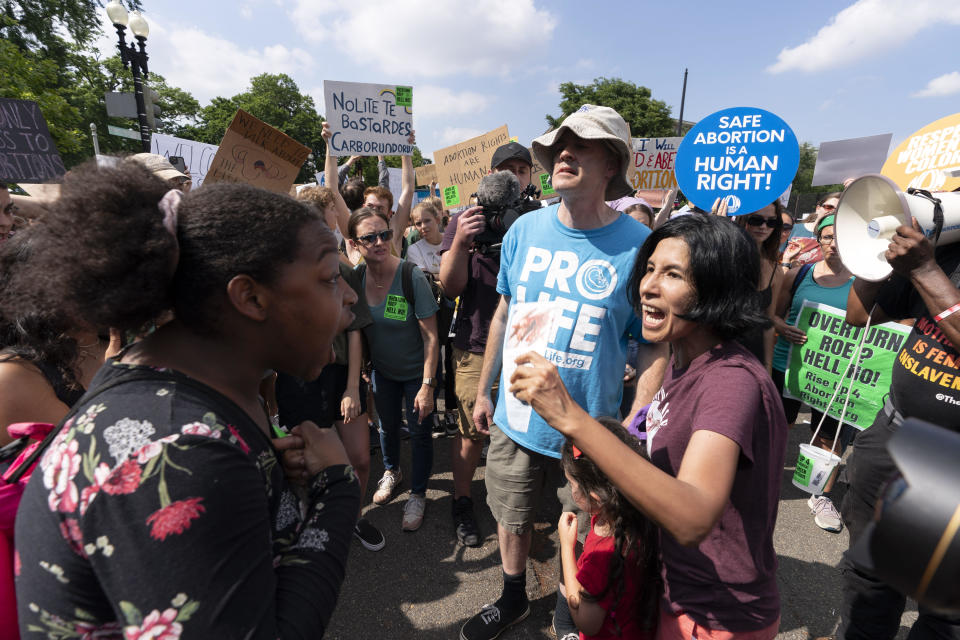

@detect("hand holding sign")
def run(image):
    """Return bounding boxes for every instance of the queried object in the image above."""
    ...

[323,80,414,157]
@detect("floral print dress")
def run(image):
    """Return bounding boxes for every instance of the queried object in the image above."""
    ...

[15,360,360,639]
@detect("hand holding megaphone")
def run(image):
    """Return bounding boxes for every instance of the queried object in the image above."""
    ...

[835,175,960,281]
[885,218,936,278]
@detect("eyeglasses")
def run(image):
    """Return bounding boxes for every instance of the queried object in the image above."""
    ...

[819,234,836,245]
[745,215,778,229]
[818,203,837,212]
[356,229,394,246]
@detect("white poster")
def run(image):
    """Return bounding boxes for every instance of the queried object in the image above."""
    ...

[502,302,565,433]
[323,80,413,157]
[151,133,219,187]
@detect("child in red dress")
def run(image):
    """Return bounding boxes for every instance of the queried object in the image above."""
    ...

[558,417,660,640]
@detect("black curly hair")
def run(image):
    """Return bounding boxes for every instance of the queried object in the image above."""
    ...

[0,232,83,394]
[0,157,325,337]
[628,214,770,341]
[561,417,661,634]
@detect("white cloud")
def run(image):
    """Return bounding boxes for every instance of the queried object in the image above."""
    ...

[94,14,315,104]
[438,127,485,147]
[411,86,492,117]
[767,0,960,74]
[913,71,960,97]
[152,28,313,103]
[288,0,556,78]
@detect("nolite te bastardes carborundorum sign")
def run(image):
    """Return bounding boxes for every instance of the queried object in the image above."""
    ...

[675,107,799,215]
[323,80,414,156]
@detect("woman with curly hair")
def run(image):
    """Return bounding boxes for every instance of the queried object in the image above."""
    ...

[9,158,360,638]
[558,416,659,639]
[510,215,788,639]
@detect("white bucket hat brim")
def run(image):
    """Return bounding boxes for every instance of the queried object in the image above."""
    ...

[531,104,634,201]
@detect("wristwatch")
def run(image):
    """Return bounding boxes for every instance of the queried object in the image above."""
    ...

[422,377,438,388]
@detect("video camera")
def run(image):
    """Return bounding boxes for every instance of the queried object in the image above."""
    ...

[471,171,541,255]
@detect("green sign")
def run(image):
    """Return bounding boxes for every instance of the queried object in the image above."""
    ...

[443,185,460,207]
[383,294,408,321]
[395,86,412,107]
[793,451,813,486]
[107,124,142,141]
[785,302,910,430]
[538,172,555,197]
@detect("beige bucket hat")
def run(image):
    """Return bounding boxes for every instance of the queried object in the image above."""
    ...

[531,104,633,200]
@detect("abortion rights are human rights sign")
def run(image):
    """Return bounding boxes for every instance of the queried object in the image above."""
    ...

[675,107,799,215]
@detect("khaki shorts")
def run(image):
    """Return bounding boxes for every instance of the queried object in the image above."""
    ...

[484,424,565,535]
[453,347,498,441]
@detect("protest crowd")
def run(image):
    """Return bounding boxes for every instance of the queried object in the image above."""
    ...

[2,74,960,640]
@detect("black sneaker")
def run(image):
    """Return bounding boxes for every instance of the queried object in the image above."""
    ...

[444,412,459,437]
[460,601,529,640]
[453,496,481,547]
[353,517,385,551]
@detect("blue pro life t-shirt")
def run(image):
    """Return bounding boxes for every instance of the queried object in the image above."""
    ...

[494,205,649,458]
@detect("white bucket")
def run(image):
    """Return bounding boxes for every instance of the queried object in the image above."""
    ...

[791,443,841,494]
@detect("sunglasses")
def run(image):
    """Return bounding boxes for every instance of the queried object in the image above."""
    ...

[745,215,778,229]
[818,203,837,212]
[356,229,394,246]
[782,224,794,232]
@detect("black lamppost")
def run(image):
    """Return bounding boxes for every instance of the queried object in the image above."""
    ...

[106,0,151,152]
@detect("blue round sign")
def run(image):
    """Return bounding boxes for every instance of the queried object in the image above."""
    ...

[675,107,799,215]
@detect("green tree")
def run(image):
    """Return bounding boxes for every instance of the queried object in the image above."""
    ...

[546,77,675,138]
[0,2,203,168]
[356,145,428,187]
[194,73,325,183]
[0,34,84,158]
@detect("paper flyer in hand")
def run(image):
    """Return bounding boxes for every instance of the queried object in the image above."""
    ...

[503,301,564,432]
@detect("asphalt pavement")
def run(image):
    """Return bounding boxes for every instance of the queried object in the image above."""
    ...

[324,412,918,639]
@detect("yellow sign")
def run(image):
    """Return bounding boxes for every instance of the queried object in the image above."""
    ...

[881,112,960,192]
[415,163,437,187]
[432,125,510,209]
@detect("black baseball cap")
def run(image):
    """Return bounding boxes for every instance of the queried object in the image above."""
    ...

[490,142,532,170]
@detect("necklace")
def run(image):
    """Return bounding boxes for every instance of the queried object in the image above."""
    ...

[368,269,386,289]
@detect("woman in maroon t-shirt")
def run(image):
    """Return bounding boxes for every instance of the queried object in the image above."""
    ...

[510,215,789,639]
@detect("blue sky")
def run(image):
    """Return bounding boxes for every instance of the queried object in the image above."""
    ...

[99,0,960,158]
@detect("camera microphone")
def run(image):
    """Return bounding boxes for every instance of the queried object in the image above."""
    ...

[476,171,521,209]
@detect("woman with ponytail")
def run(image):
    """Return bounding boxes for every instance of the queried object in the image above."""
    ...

[10,158,360,638]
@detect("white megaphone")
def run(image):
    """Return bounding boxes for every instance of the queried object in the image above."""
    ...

[835,174,960,281]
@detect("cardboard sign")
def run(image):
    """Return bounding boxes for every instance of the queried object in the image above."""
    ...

[415,163,437,187]
[0,98,66,183]
[204,109,310,194]
[881,112,960,192]
[675,107,799,215]
[432,126,510,208]
[323,80,414,156]
[151,133,219,187]
[784,301,909,430]
[629,137,682,191]
[812,133,893,186]
[529,150,555,198]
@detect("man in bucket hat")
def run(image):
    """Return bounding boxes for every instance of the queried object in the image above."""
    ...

[460,105,668,640]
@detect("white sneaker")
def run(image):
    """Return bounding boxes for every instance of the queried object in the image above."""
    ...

[372,469,402,505]
[808,495,843,533]
[402,493,426,531]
